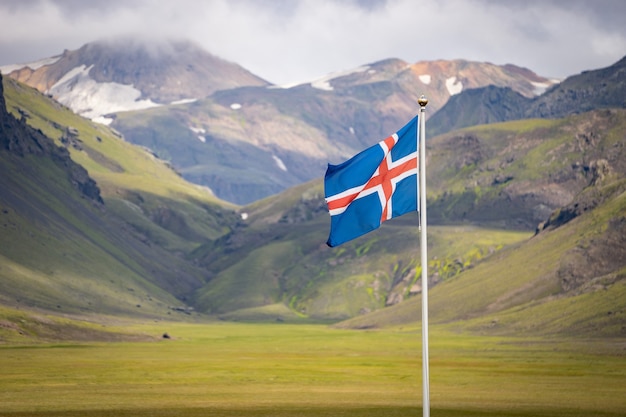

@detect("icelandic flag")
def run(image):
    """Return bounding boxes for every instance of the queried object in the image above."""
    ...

[324,116,419,247]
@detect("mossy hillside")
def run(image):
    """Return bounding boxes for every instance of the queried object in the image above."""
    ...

[0,153,190,317]
[3,77,235,250]
[338,179,626,336]
[289,223,528,321]
[192,179,530,320]
[1,77,235,317]
[0,305,157,344]
[427,110,626,227]
[3,73,625,332]
[341,228,566,330]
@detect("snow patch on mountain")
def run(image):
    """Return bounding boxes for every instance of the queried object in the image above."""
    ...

[268,83,297,90]
[531,79,560,95]
[171,98,197,105]
[445,76,463,95]
[271,66,371,90]
[273,155,288,172]
[310,66,370,91]
[47,64,161,124]
[189,126,207,142]
[91,116,114,125]
[419,74,431,85]
[0,56,61,74]
[230,103,242,110]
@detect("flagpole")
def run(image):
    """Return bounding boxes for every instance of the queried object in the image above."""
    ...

[418,95,430,417]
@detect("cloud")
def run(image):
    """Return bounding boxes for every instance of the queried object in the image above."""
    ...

[1,0,625,84]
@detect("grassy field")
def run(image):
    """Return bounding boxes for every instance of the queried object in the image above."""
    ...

[1,321,624,417]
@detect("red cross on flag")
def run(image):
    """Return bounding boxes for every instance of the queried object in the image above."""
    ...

[324,116,419,247]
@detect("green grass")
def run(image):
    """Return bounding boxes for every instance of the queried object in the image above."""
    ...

[0,322,624,417]
[3,77,231,206]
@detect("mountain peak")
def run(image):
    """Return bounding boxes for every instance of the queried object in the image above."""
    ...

[67,37,270,101]
[3,37,270,123]
[75,37,218,65]
[409,59,557,98]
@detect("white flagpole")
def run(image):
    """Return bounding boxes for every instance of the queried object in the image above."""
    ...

[418,95,430,417]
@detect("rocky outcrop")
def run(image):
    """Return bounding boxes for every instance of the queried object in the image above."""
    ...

[527,56,626,118]
[5,38,269,105]
[429,55,626,137]
[428,86,530,136]
[558,215,626,292]
[0,74,103,204]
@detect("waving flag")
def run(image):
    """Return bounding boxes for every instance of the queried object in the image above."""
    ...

[324,116,419,247]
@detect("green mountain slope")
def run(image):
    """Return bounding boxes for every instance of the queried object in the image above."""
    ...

[3,76,239,248]
[2,63,625,340]
[190,179,531,321]
[1,75,237,318]
[337,178,626,337]
[188,109,626,333]
[428,109,626,229]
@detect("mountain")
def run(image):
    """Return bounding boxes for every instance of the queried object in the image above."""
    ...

[427,86,528,137]
[189,180,531,322]
[0,73,238,318]
[337,175,626,337]
[2,40,557,204]
[1,38,268,124]
[406,59,556,106]
[526,55,626,118]
[2,43,624,339]
[185,108,626,329]
[429,55,626,135]
[112,58,556,204]
[427,108,626,229]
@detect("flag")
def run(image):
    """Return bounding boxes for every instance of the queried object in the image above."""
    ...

[324,116,419,247]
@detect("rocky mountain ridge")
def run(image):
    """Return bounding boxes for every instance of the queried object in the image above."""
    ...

[429,55,626,135]
[0,73,238,317]
[0,74,102,204]
[2,38,268,124]
[1,59,625,335]
[3,38,558,204]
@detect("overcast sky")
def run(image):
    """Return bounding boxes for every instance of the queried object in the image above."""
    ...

[1,0,625,85]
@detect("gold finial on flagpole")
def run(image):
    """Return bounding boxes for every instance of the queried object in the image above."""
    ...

[418,95,428,108]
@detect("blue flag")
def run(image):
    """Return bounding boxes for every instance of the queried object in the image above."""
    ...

[324,116,419,247]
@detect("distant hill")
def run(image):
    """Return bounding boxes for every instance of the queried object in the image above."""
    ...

[1,38,268,124]
[427,86,528,137]
[2,45,625,339]
[111,57,556,204]
[336,175,626,337]
[429,55,626,135]
[188,108,626,332]
[2,40,556,204]
[526,55,626,118]
[0,73,237,318]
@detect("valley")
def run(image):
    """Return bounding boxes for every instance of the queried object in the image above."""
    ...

[1,35,625,417]
[0,39,624,338]
[0,321,624,417]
